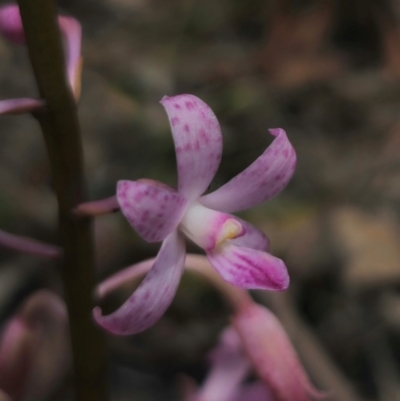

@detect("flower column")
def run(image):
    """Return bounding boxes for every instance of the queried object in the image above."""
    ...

[15,1,109,401]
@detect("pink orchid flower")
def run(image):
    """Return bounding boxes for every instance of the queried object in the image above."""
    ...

[0,3,82,115]
[0,290,69,401]
[94,94,296,335]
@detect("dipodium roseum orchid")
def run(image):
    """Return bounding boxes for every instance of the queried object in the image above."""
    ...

[94,94,296,335]
[0,3,82,115]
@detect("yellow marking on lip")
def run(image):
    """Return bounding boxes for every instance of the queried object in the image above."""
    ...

[216,219,243,246]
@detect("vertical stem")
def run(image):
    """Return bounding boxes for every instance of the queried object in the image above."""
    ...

[16,1,109,400]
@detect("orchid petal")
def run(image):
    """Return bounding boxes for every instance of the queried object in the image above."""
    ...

[228,217,270,251]
[233,382,273,401]
[58,16,82,99]
[194,327,251,401]
[0,318,33,401]
[94,230,186,335]
[0,291,68,401]
[74,195,119,217]
[0,5,82,98]
[206,243,289,290]
[96,254,252,312]
[117,180,188,243]
[180,203,245,251]
[201,129,296,213]
[234,303,324,401]
[161,94,223,200]
[0,229,61,259]
[0,5,25,44]
[0,98,44,115]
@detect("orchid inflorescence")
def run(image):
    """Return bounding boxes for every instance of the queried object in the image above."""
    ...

[0,4,323,401]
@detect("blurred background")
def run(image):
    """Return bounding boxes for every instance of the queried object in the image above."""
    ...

[1,0,400,399]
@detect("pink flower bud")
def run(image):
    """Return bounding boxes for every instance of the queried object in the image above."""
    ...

[233,302,325,401]
[0,291,69,400]
[0,4,25,44]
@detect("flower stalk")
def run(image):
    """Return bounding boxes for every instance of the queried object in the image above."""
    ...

[15,0,109,400]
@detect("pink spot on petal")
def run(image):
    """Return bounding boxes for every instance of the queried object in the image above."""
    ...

[199,129,209,144]
[171,117,179,126]
[183,124,190,133]
[185,101,194,110]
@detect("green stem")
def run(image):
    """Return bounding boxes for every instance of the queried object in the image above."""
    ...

[16,1,109,400]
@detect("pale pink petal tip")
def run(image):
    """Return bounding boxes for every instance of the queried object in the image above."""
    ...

[201,127,296,213]
[192,327,250,401]
[74,195,119,217]
[268,128,282,137]
[94,231,186,335]
[207,243,289,291]
[117,179,188,243]
[58,16,82,98]
[0,98,44,115]
[161,94,223,200]
[0,229,61,258]
[234,303,325,401]
[0,4,25,44]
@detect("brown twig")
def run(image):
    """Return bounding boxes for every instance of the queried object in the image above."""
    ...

[15,1,109,400]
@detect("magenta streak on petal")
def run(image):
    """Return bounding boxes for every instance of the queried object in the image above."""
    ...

[206,243,289,290]
[0,230,62,259]
[0,5,25,44]
[117,179,188,243]
[0,98,44,115]
[200,128,296,213]
[94,230,186,335]
[228,217,270,252]
[58,16,82,97]
[161,94,223,200]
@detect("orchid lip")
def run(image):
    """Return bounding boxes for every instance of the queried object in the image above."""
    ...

[179,202,245,251]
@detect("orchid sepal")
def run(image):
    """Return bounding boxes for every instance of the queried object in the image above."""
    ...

[0,98,45,116]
